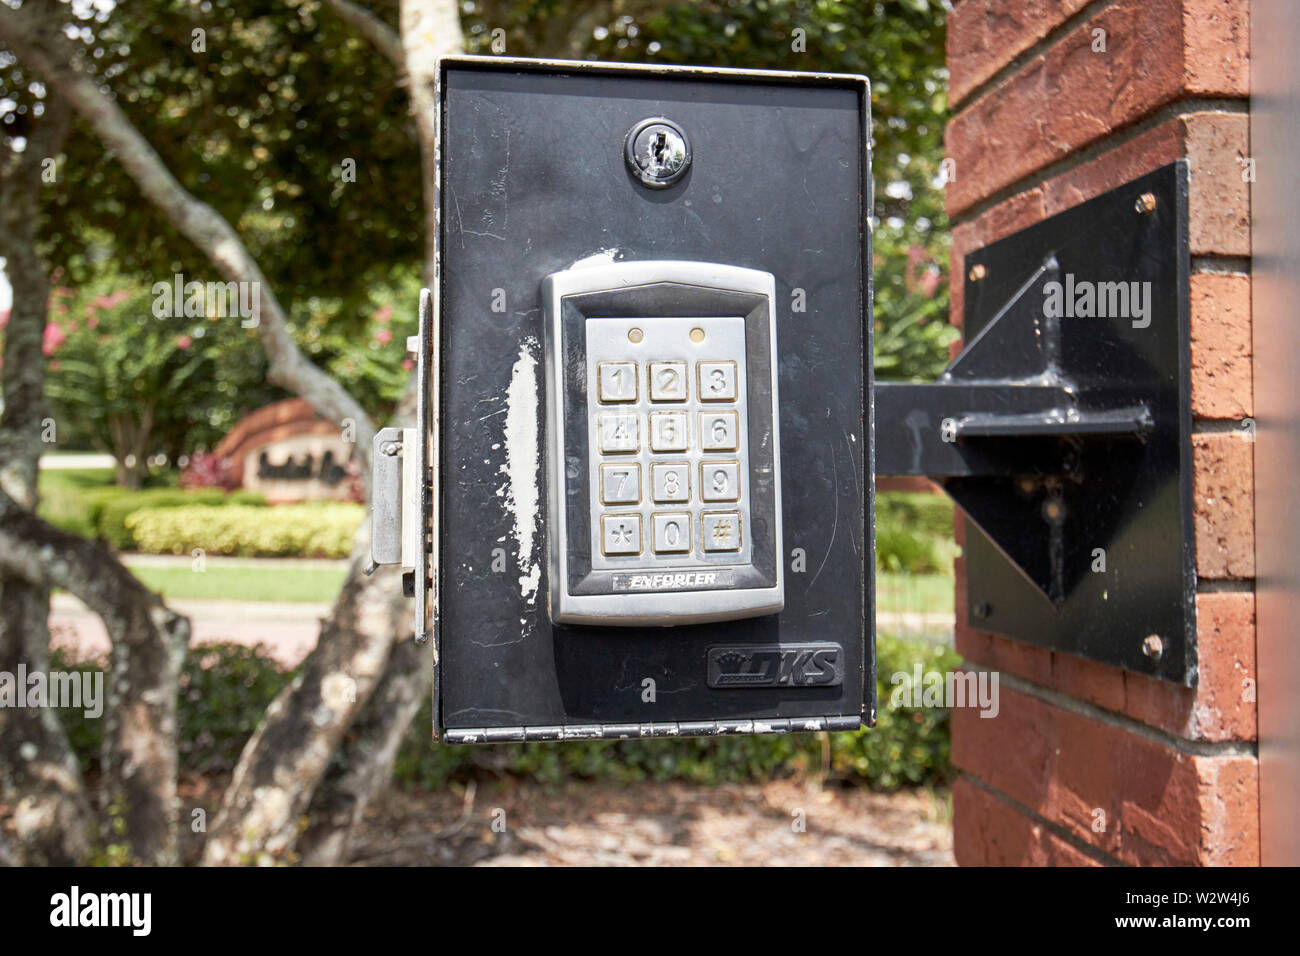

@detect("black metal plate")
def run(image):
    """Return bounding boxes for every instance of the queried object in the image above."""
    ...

[958,163,1195,685]
[434,58,873,739]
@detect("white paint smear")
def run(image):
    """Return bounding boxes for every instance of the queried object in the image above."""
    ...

[499,340,541,604]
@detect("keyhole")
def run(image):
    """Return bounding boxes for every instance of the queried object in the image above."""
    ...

[652,131,668,166]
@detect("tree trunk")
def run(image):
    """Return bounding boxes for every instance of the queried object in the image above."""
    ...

[0,94,98,866]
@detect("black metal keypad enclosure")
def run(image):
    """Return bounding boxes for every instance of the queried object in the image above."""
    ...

[430,57,873,742]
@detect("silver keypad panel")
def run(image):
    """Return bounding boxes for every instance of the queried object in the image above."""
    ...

[585,315,753,572]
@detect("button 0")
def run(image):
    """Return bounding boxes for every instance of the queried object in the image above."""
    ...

[702,511,742,552]
[699,410,739,451]
[700,460,741,501]
[599,463,641,505]
[697,361,737,401]
[598,413,640,453]
[648,361,689,402]
[652,512,691,554]
[597,362,638,403]
[649,411,689,452]
[601,514,642,556]
[651,462,690,503]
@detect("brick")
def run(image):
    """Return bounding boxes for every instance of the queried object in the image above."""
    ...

[1193,432,1255,578]
[1124,591,1256,741]
[1190,272,1252,419]
[1051,652,1126,712]
[953,686,1259,864]
[953,776,1103,866]
[947,0,1092,108]
[945,0,1249,216]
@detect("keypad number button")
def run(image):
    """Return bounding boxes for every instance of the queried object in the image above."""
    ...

[700,461,741,502]
[649,361,689,402]
[601,514,642,556]
[651,462,691,503]
[698,361,737,402]
[699,411,739,452]
[599,413,640,454]
[597,362,638,403]
[649,411,689,452]
[702,511,743,552]
[652,513,691,554]
[600,463,641,505]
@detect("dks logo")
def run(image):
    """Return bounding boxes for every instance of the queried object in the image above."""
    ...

[707,643,844,688]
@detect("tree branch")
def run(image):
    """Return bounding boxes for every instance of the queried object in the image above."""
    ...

[0,3,376,466]
[322,0,405,68]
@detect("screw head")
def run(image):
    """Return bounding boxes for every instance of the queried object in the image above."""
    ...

[625,118,691,188]
[1142,634,1164,660]
[1135,192,1157,215]
[968,263,987,282]
[973,600,992,620]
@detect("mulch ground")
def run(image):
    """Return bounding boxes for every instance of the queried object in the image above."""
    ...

[343,777,954,867]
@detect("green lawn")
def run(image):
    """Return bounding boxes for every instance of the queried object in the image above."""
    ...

[129,564,347,603]
[876,571,955,616]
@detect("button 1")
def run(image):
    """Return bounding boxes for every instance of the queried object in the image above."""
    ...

[652,512,691,554]
[649,411,689,452]
[601,514,642,556]
[651,462,690,503]
[701,511,742,552]
[598,413,640,453]
[648,361,689,402]
[597,362,638,403]
[599,463,641,505]
[700,460,741,501]
[699,410,739,451]
[697,361,737,401]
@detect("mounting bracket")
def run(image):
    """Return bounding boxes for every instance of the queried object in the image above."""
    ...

[876,162,1196,685]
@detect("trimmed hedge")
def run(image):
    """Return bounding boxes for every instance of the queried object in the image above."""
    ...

[125,501,363,558]
[39,483,266,549]
[875,491,958,574]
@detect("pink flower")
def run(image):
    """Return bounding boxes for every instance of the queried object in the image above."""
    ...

[375,328,393,345]
[401,358,414,371]
[0,309,9,330]
[373,304,394,324]
[42,323,66,356]
[88,316,99,329]
[176,335,193,350]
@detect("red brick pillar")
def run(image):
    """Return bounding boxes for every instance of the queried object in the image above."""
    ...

[944,0,1257,865]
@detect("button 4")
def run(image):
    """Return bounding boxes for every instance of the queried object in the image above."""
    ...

[599,413,640,453]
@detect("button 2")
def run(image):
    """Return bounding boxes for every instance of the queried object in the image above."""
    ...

[648,361,688,402]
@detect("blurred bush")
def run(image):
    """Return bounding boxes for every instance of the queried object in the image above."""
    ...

[875,491,958,574]
[53,644,291,775]
[125,501,362,558]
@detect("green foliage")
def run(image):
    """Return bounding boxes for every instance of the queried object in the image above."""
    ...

[125,501,362,558]
[875,490,957,573]
[394,632,960,791]
[177,644,294,773]
[53,645,293,776]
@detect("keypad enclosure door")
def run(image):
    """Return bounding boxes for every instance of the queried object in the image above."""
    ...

[436,58,872,740]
